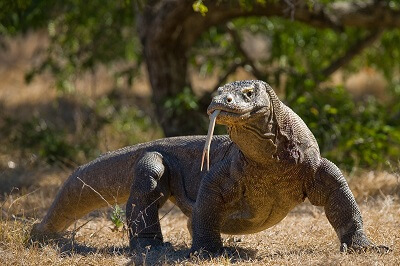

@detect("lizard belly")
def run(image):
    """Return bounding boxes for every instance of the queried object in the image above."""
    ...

[221,174,305,235]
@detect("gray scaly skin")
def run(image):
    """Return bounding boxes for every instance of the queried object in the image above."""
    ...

[31,80,388,254]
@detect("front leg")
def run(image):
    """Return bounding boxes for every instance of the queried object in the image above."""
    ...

[306,158,388,252]
[126,152,169,252]
[190,162,234,254]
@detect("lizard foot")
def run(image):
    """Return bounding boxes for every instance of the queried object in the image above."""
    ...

[129,237,165,254]
[188,246,247,260]
[188,243,223,259]
[129,241,173,265]
[188,248,224,260]
[340,231,391,254]
[340,243,391,254]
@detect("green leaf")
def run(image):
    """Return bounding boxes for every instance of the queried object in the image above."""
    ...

[111,205,125,229]
[192,0,208,16]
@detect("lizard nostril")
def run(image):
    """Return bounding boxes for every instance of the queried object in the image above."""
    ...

[227,96,233,103]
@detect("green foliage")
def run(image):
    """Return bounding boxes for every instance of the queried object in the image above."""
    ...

[0,0,56,35]
[293,86,400,170]
[2,116,78,165]
[0,93,162,165]
[95,93,163,146]
[162,87,209,134]
[18,0,141,93]
[190,15,400,170]
[191,26,240,79]
[354,29,400,80]
[163,87,199,116]
[110,204,125,229]
[192,0,208,16]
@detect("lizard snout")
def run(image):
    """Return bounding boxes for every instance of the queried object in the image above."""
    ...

[207,94,237,115]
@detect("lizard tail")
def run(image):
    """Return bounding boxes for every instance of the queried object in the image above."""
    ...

[30,164,132,241]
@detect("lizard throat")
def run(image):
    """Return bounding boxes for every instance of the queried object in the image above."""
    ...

[228,105,279,164]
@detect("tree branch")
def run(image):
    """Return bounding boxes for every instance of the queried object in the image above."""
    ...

[212,60,246,92]
[198,60,246,111]
[225,23,266,81]
[320,29,384,79]
[184,0,400,47]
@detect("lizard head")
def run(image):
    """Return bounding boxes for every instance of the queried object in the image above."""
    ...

[207,80,272,126]
[201,80,280,169]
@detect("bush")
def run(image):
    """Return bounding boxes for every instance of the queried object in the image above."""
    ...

[1,94,163,166]
[292,85,400,170]
[3,116,78,165]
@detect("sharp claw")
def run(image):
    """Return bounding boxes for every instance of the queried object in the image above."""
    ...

[374,245,392,254]
[340,243,348,253]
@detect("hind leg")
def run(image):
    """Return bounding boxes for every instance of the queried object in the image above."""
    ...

[126,152,169,252]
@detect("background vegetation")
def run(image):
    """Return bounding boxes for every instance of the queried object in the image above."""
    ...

[1,0,400,170]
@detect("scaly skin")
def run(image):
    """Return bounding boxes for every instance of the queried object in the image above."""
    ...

[31,80,388,254]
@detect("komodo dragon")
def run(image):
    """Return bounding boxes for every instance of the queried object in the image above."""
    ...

[31,80,388,254]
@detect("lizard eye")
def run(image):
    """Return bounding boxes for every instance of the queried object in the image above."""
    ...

[242,87,254,99]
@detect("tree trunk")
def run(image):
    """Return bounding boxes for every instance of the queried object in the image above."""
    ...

[138,1,205,136]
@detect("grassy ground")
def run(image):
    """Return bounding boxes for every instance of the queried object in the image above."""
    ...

[0,167,399,265]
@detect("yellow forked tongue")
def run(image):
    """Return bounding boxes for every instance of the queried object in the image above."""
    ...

[201,110,220,171]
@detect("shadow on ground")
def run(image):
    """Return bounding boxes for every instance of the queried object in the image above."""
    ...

[46,237,259,265]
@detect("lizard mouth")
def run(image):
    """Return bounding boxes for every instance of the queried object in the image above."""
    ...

[200,106,269,171]
[207,105,268,122]
[207,105,252,117]
[201,107,239,172]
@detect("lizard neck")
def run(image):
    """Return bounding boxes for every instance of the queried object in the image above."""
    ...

[228,108,279,165]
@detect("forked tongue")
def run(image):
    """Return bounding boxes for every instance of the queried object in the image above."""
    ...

[201,110,220,171]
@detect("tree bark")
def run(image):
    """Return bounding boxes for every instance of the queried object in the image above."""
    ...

[138,1,208,137]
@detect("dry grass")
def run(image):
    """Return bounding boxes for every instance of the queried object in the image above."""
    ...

[0,167,399,265]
